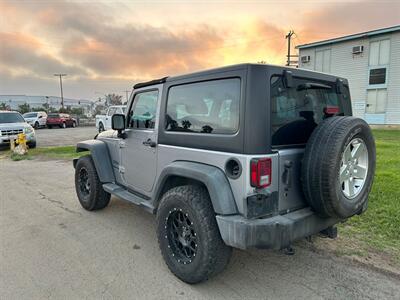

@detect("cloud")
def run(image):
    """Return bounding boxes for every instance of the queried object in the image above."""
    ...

[299,1,400,43]
[0,32,88,77]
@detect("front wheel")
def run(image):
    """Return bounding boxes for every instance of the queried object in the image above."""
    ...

[74,155,110,211]
[34,122,39,129]
[156,185,232,284]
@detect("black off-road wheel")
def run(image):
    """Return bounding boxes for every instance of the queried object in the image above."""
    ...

[98,123,104,133]
[156,185,232,284]
[75,155,110,211]
[34,121,39,129]
[302,116,376,219]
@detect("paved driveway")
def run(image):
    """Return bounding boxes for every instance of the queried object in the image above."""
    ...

[1,159,399,299]
[35,126,97,147]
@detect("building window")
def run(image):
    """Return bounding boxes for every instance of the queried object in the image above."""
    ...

[366,89,387,114]
[315,49,331,73]
[369,68,386,85]
[368,39,390,87]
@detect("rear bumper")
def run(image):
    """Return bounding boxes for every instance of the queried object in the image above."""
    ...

[216,208,339,250]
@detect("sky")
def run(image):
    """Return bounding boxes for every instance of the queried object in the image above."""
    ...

[0,0,399,100]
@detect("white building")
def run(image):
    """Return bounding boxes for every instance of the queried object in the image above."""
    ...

[0,95,94,115]
[297,25,400,125]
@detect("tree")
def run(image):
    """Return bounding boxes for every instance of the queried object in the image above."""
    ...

[94,104,106,116]
[105,93,123,106]
[0,102,11,111]
[71,107,84,116]
[18,103,31,114]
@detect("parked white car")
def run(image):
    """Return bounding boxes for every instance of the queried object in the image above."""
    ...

[95,105,126,132]
[23,111,47,129]
[0,111,36,148]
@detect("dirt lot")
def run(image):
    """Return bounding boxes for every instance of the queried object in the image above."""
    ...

[1,158,400,299]
[35,126,97,147]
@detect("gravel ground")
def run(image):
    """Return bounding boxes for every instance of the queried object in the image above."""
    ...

[1,159,399,299]
[34,126,97,147]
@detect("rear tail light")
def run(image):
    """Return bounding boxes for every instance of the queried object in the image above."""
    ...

[250,158,271,188]
[324,106,339,115]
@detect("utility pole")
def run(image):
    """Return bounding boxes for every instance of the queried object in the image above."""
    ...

[54,74,67,109]
[122,90,131,104]
[285,30,298,67]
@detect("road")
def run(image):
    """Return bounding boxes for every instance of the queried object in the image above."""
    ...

[35,126,97,147]
[1,159,399,299]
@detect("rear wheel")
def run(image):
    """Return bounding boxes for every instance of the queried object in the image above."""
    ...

[156,185,232,284]
[98,122,104,133]
[302,116,375,219]
[74,155,110,211]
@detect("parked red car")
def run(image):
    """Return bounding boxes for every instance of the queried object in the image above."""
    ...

[46,113,77,129]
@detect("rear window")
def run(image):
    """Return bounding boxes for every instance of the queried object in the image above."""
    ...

[166,78,240,134]
[48,113,60,118]
[270,75,348,146]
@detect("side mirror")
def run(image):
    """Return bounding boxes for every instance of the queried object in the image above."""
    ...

[112,114,126,138]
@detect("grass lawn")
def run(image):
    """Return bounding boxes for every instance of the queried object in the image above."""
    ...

[338,129,400,261]
[9,145,86,161]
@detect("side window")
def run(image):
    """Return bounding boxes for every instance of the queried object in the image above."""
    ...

[107,108,116,116]
[128,90,159,129]
[165,78,240,134]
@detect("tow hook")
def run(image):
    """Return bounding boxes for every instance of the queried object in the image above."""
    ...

[319,226,338,239]
[282,245,295,255]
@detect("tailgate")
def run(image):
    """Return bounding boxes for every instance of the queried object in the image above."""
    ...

[277,148,307,213]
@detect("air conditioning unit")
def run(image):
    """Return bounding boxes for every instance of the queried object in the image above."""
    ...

[301,55,311,63]
[352,45,364,54]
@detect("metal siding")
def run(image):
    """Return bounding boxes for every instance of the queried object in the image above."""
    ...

[386,31,400,124]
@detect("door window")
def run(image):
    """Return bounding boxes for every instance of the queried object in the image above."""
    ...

[107,108,116,116]
[128,90,159,129]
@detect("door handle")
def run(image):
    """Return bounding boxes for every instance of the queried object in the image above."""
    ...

[143,138,157,148]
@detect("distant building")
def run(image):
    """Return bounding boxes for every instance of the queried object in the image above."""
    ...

[297,25,400,125]
[0,95,94,116]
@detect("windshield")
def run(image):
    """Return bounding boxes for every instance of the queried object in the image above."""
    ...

[23,112,37,118]
[0,112,26,124]
[48,113,60,118]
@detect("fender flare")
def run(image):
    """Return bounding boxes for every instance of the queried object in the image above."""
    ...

[74,139,115,183]
[153,161,238,215]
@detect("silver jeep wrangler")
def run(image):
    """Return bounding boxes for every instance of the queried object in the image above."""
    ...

[73,64,375,283]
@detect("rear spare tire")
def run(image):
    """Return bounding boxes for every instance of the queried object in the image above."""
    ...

[302,116,375,219]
